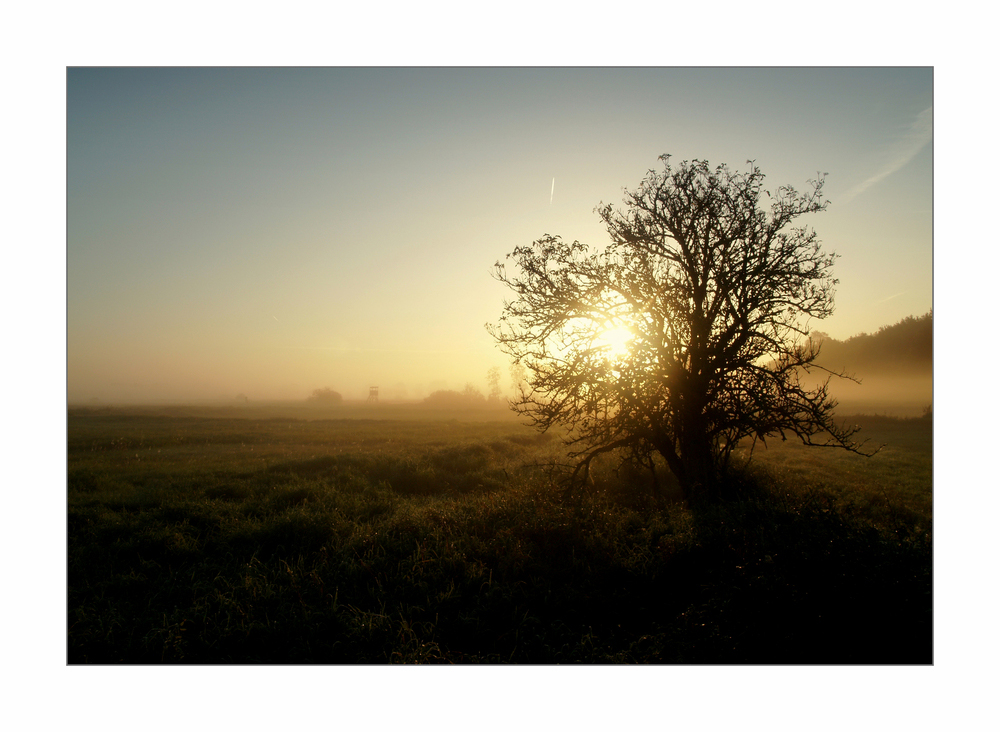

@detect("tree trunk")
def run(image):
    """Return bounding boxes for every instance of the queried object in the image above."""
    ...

[678,395,716,505]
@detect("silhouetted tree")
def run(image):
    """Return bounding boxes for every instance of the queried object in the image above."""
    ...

[307,387,343,404]
[488,155,872,503]
[423,386,486,409]
[486,367,503,403]
[462,382,486,403]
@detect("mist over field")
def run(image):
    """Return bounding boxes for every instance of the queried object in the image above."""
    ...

[810,312,933,417]
[69,312,934,420]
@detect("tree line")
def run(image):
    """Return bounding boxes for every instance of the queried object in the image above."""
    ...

[812,312,932,374]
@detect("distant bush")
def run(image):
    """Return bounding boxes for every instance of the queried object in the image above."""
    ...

[307,387,343,404]
[423,384,487,409]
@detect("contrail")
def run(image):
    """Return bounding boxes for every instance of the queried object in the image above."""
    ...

[840,107,931,204]
[272,315,281,323]
[550,177,555,204]
[876,291,907,304]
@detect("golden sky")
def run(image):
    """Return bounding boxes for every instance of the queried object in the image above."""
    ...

[67,68,932,403]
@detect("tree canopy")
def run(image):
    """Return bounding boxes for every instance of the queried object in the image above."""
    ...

[488,155,872,503]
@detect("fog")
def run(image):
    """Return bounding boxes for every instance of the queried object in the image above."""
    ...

[67,344,502,406]
[820,371,932,418]
[68,311,934,416]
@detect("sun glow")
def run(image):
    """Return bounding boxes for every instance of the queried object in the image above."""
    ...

[594,324,634,360]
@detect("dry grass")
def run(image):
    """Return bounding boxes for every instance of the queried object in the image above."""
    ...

[68,407,931,663]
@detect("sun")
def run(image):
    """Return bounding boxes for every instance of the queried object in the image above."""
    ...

[594,324,634,360]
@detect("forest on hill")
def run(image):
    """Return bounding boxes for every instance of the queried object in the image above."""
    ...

[812,312,932,375]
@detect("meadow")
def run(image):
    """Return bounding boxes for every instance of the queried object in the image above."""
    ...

[67,403,931,663]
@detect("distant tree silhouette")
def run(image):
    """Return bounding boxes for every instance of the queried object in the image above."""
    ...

[489,155,874,504]
[509,362,527,399]
[423,386,487,409]
[810,312,932,374]
[486,367,503,403]
[462,383,486,403]
[307,387,343,405]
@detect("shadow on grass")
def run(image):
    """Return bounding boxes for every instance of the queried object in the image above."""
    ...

[68,446,930,663]
[674,470,932,663]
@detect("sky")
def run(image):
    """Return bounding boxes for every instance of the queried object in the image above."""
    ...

[67,67,932,404]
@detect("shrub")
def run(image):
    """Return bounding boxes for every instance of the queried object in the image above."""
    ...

[307,387,343,404]
[423,386,486,409]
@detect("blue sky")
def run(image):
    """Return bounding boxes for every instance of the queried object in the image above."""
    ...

[67,67,932,403]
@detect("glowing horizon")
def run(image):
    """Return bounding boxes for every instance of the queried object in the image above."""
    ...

[68,68,932,404]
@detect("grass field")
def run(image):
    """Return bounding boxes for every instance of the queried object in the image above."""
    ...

[67,404,931,663]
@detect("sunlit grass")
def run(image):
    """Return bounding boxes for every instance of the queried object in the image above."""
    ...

[732,414,932,533]
[68,407,930,663]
